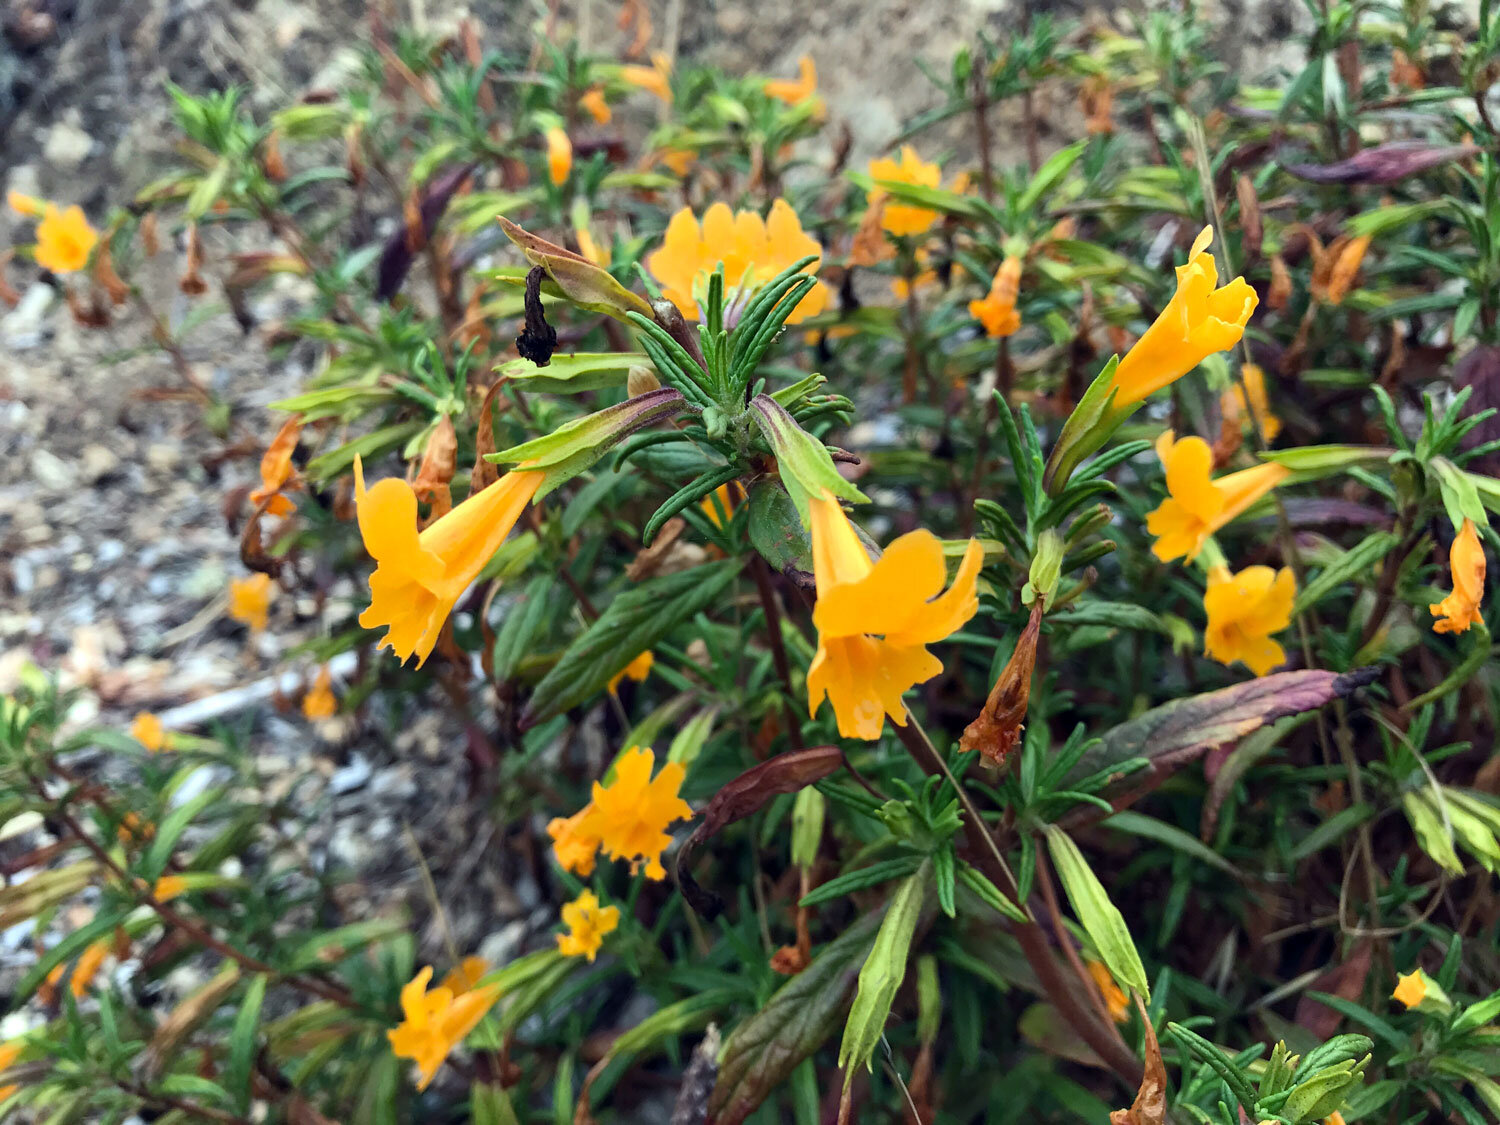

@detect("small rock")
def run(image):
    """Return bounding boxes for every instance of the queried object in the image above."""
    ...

[1,283,53,350]
[80,444,120,482]
[146,444,181,473]
[42,114,94,169]
[329,753,373,796]
[30,449,71,491]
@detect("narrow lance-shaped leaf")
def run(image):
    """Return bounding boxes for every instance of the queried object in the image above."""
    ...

[497,215,653,321]
[1044,826,1149,999]
[838,867,927,1086]
[748,394,866,524]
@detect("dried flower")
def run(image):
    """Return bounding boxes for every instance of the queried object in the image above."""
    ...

[439,956,489,995]
[249,416,302,516]
[130,712,168,752]
[1146,431,1288,562]
[765,55,818,106]
[1221,364,1282,443]
[581,86,612,124]
[1080,76,1114,135]
[1311,233,1372,306]
[1085,958,1130,1023]
[228,573,275,633]
[354,456,544,666]
[808,489,983,740]
[867,146,942,238]
[589,747,693,880]
[546,126,572,186]
[1391,47,1424,90]
[1430,518,1486,635]
[968,255,1022,338]
[388,966,502,1090]
[8,192,98,273]
[1203,564,1295,676]
[557,890,620,961]
[1108,227,1258,408]
[619,52,672,103]
[607,649,654,694]
[548,806,603,877]
[302,665,337,719]
[646,199,827,325]
[960,603,1041,765]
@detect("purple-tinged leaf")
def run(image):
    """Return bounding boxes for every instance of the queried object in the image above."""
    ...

[375,163,476,300]
[1283,142,1478,185]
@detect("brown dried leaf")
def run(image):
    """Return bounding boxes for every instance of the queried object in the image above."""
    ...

[961,603,1043,767]
[1110,996,1166,1124]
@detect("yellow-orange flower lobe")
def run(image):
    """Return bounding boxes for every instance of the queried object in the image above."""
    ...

[1430,518,1486,634]
[1203,565,1295,676]
[388,966,502,1090]
[1145,431,1288,562]
[228,574,274,633]
[557,890,620,961]
[969,255,1022,338]
[589,747,692,880]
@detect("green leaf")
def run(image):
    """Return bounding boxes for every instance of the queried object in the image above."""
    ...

[1258,445,1395,480]
[748,395,867,524]
[471,1083,522,1125]
[142,788,225,883]
[708,911,885,1125]
[1430,457,1489,530]
[799,855,925,906]
[1287,804,1375,862]
[1104,810,1239,875]
[305,421,425,486]
[644,464,744,545]
[747,480,814,574]
[1293,532,1398,616]
[1052,601,1176,636]
[1043,826,1149,998]
[497,352,649,394]
[522,559,742,726]
[955,861,1027,922]
[848,170,1000,225]
[227,975,267,1114]
[1018,140,1087,215]
[492,576,556,681]
[838,869,926,1081]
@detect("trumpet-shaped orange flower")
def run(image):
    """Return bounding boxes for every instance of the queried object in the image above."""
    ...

[575,225,609,267]
[439,956,489,995]
[1430,518,1486,634]
[646,200,827,325]
[1145,432,1288,563]
[765,55,818,105]
[228,573,274,632]
[1221,364,1282,443]
[250,417,302,516]
[9,192,98,274]
[807,490,983,740]
[589,747,692,880]
[607,649,654,694]
[388,966,502,1091]
[1203,564,1295,676]
[130,712,168,752]
[969,255,1022,338]
[619,53,672,103]
[546,127,572,186]
[1109,227,1257,408]
[580,86,611,124]
[1085,958,1130,1023]
[557,890,620,961]
[302,665,337,719]
[867,146,942,238]
[354,456,544,666]
[548,806,603,877]
[0,1039,21,1101]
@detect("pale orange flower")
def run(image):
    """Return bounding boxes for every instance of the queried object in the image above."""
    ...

[867,146,943,238]
[765,55,819,107]
[969,255,1022,338]
[589,747,692,880]
[153,875,188,902]
[302,665,337,719]
[1145,432,1289,562]
[619,53,672,103]
[1221,364,1282,443]
[70,938,109,998]
[249,416,302,517]
[0,1039,21,1101]
[9,192,97,274]
[439,956,489,995]
[580,86,612,124]
[1085,958,1129,1022]
[548,806,603,877]
[130,712,168,753]
[557,890,620,961]
[546,126,572,186]
[388,966,502,1090]
[228,573,274,633]
[1430,519,1486,634]
[1203,564,1295,676]
[607,649,654,694]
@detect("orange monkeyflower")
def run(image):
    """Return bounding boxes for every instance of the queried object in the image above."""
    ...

[1392,966,1449,1012]
[1392,970,1425,1005]
[228,573,274,632]
[867,146,942,238]
[969,255,1022,338]
[353,456,544,666]
[439,956,489,995]
[118,812,154,844]
[619,52,672,103]
[153,874,188,902]
[1221,364,1282,443]
[130,712,168,752]
[1085,958,1129,1023]
[547,805,603,877]
[0,1039,21,1101]
[557,890,620,961]
[70,938,109,998]
[1203,564,1295,676]
[1146,431,1289,563]
[765,55,818,106]
[387,966,502,1091]
[1080,75,1114,135]
[589,747,692,880]
[1312,233,1372,306]
[807,490,983,740]
[9,192,98,274]
[1430,519,1486,635]
[657,147,697,177]
[580,86,612,124]
[607,649,654,694]
[545,126,572,186]
[1108,227,1258,408]
[701,481,742,528]
[249,416,302,516]
[302,665,338,719]
[646,200,827,325]
[575,225,610,267]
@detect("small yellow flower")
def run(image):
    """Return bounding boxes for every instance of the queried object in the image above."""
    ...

[548,806,603,877]
[580,86,611,124]
[1392,969,1428,1009]
[646,200,827,325]
[0,1039,21,1101]
[1203,565,1295,676]
[545,126,572,186]
[228,573,275,633]
[1221,364,1282,443]
[969,255,1022,338]
[557,890,620,961]
[302,665,337,719]
[589,747,692,880]
[9,193,98,274]
[807,490,983,740]
[765,55,818,106]
[867,146,942,238]
[1430,518,1486,635]
[607,649,654,694]
[153,875,188,902]
[619,52,672,103]
[1109,227,1258,408]
[1085,958,1130,1023]
[1145,431,1289,563]
[439,956,489,995]
[354,456,544,667]
[388,966,502,1091]
[130,712,168,752]
[249,416,302,517]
